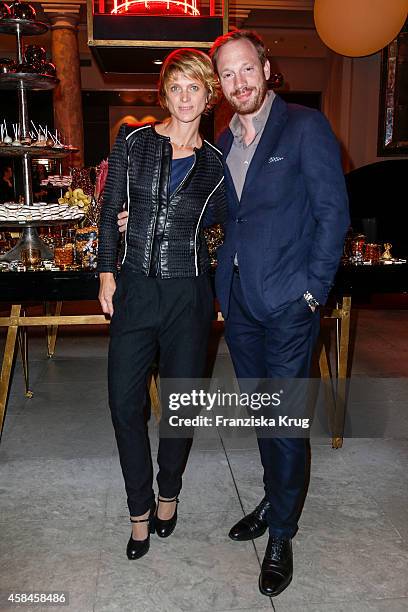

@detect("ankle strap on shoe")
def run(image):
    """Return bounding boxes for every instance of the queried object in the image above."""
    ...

[129,516,150,524]
[158,497,179,504]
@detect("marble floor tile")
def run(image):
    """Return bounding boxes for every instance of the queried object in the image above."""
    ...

[39,357,108,383]
[0,517,100,612]
[224,447,373,513]
[221,450,265,512]
[11,380,109,409]
[0,404,115,460]
[260,538,408,607]
[370,494,408,540]
[0,457,112,522]
[94,512,270,612]
[214,608,274,612]
[1,310,407,611]
[274,598,408,612]
[298,498,401,544]
[338,439,408,472]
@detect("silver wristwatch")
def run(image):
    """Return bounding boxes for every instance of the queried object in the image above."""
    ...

[303,291,319,309]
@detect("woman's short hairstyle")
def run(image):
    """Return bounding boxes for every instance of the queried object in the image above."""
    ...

[210,29,267,74]
[158,48,220,113]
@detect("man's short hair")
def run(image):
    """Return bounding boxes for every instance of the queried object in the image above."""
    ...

[158,48,220,113]
[209,30,268,74]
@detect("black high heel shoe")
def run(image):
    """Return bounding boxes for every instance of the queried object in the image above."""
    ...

[155,497,179,538]
[126,502,156,560]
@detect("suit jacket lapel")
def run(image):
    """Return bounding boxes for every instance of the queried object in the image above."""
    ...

[241,95,288,198]
[217,129,240,208]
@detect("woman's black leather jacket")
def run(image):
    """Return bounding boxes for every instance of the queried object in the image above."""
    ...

[97,123,226,277]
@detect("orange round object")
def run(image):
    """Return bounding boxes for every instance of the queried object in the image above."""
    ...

[314,0,408,57]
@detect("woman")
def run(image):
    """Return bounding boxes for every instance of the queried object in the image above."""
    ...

[98,48,226,560]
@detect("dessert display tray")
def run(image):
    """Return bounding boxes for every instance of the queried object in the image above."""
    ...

[0,72,59,90]
[0,218,83,228]
[0,18,49,36]
[0,144,79,158]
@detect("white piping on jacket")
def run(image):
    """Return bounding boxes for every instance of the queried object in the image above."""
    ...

[121,124,150,264]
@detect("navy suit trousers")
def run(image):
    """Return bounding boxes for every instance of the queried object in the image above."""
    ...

[224,272,320,539]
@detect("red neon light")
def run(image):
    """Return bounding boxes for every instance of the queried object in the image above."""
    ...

[111,0,200,16]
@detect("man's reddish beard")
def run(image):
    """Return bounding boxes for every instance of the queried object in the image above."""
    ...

[226,80,268,115]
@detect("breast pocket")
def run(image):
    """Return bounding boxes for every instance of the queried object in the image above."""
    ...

[263,156,297,176]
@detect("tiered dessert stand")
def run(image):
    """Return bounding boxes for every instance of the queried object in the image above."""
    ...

[0,15,80,262]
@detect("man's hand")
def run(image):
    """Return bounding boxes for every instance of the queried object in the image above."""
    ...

[99,272,116,317]
[118,210,128,233]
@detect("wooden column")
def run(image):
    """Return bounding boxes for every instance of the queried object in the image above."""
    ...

[49,12,84,168]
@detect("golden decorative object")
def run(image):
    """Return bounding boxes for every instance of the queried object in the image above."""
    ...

[54,243,74,268]
[381,242,393,260]
[21,246,41,268]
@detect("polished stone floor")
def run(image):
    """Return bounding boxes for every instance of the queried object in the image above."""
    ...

[0,309,407,612]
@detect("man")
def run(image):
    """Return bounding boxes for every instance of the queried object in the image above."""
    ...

[209,29,349,597]
[117,30,350,597]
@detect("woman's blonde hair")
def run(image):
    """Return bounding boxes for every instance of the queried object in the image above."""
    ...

[158,48,220,113]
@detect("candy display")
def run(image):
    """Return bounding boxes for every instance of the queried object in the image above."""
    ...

[0,201,84,222]
[24,44,46,65]
[75,226,98,269]
[0,0,74,265]
[58,187,91,213]
[54,243,74,268]
[343,233,406,266]
[41,174,72,188]
[0,120,75,151]
[15,44,56,77]
[8,1,36,21]
[70,167,94,197]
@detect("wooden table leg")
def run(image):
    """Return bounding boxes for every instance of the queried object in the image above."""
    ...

[46,301,62,358]
[0,305,21,437]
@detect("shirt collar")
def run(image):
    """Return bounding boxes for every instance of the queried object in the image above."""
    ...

[229,90,276,143]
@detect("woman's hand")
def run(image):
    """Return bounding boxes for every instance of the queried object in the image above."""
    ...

[99,272,116,316]
[118,210,128,233]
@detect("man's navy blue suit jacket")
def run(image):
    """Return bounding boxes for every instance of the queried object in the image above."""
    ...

[215,95,351,321]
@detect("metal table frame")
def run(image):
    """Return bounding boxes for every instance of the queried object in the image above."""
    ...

[2,264,407,446]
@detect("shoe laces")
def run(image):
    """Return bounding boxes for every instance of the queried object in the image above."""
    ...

[254,498,270,520]
[267,536,285,560]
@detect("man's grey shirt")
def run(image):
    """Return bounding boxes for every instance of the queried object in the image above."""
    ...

[226,90,276,201]
[226,91,275,265]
